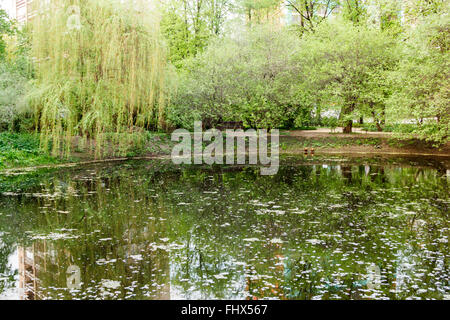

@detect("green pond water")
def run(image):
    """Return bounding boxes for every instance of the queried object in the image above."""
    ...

[0,156,448,300]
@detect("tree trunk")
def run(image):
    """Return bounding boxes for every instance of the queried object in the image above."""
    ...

[376,122,383,132]
[359,116,363,124]
[371,111,383,132]
[343,120,353,133]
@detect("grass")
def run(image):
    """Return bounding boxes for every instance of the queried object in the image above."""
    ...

[355,123,417,133]
[0,128,444,171]
[280,136,382,150]
[0,132,61,169]
[145,132,175,155]
[0,131,177,170]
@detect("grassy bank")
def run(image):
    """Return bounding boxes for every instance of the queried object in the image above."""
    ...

[0,132,176,171]
[0,133,62,169]
[280,129,450,156]
[0,130,448,171]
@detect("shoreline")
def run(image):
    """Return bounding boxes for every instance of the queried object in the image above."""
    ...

[2,149,449,175]
[1,129,449,173]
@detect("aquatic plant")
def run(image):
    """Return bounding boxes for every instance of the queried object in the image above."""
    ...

[28,0,167,157]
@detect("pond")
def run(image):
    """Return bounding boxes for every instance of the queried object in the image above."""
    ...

[0,156,448,300]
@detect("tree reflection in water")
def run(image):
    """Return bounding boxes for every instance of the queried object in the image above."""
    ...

[0,156,448,300]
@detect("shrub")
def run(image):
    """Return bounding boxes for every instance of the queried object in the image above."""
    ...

[167,26,312,129]
[0,64,31,132]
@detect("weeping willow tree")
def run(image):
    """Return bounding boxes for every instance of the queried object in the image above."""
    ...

[28,0,167,157]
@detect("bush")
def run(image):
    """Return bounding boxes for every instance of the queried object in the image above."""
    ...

[321,117,339,131]
[360,123,417,133]
[0,63,31,132]
[389,11,450,144]
[167,26,313,129]
[0,132,59,169]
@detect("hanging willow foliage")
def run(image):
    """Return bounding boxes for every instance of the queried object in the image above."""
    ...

[28,0,167,158]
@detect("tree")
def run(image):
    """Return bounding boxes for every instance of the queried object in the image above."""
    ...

[239,0,281,24]
[284,0,339,31]
[403,0,447,24]
[373,0,403,35]
[167,26,307,129]
[390,11,449,144]
[206,0,234,34]
[28,0,167,157]
[161,0,232,68]
[0,9,15,60]
[300,19,399,133]
[341,0,368,25]
[0,63,29,131]
[161,10,194,68]
[0,9,32,132]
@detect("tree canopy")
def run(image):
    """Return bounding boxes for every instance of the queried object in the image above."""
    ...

[0,0,448,157]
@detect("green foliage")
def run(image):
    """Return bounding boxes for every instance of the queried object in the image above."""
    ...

[0,63,31,132]
[167,26,310,129]
[321,117,339,131]
[0,9,15,60]
[283,0,340,32]
[240,0,283,23]
[390,10,449,144]
[0,12,33,133]
[161,0,232,68]
[376,0,404,35]
[0,133,59,169]
[28,0,167,158]
[299,19,400,133]
[403,0,447,21]
[161,11,194,68]
[0,0,445,151]
[342,0,368,25]
[0,63,27,131]
[293,106,317,129]
[360,123,417,133]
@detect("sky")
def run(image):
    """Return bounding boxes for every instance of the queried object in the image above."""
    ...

[0,0,14,18]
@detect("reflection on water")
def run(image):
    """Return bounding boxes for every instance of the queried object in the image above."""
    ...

[0,156,448,300]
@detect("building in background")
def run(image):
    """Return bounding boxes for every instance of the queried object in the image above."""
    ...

[1,0,50,23]
[16,0,28,22]
[0,0,33,23]
[16,0,40,23]
[5,0,154,24]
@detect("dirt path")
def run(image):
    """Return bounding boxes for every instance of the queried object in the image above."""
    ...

[286,128,395,138]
